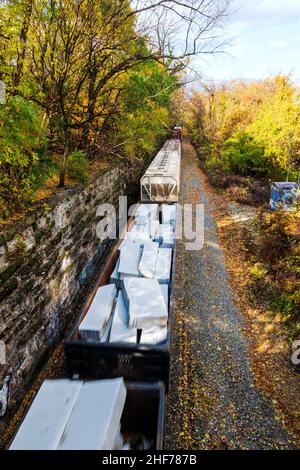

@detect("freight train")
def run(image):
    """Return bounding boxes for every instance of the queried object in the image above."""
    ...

[10,128,182,451]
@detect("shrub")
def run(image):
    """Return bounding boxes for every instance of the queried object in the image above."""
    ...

[67,150,89,184]
[250,262,268,280]
[0,96,47,219]
[256,209,299,263]
[221,133,268,177]
[252,209,300,338]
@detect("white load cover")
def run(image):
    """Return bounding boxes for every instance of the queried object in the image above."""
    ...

[113,428,125,450]
[140,284,169,345]
[79,284,117,341]
[109,291,137,343]
[156,224,175,247]
[10,380,83,450]
[128,220,159,241]
[110,258,120,285]
[135,204,159,225]
[138,241,159,278]
[57,378,127,450]
[154,248,172,284]
[118,239,143,252]
[123,277,168,328]
[140,324,168,344]
[100,314,114,343]
[125,229,149,242]
[118,240,141,276]
[160,283,169,309]
[118,239,129,252]
[162,204,177,225]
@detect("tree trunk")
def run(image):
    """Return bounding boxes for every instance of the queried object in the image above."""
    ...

[81,62,97,151]
[59,128,69,188]
[13,0,34,92]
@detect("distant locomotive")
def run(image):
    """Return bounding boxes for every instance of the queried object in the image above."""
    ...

[140,134,181,203]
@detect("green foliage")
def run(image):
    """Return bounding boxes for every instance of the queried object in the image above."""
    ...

[0,1,179,216]
[0,96,47,219]
[271,292,294,316]
[67,150,89,184]
[112,61,175,161]
[248,76,300,171]
[221,134,268,177]
[123,61,177,112]
[116,105,169,161]
[187,76,300,180]
[249,262,268,280]
[251,208,300,338]
[31,148,58,190]
[256,210,294,263]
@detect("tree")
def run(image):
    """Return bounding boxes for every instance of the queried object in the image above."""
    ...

[0,96,47,217]
[186,76,300,179]
[0,0,231,186]
[248,76,300,173]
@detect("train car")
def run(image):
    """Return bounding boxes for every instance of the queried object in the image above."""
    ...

[65,205,177,387]
[172,126,182,140]
[140,138,181,203]
[66,134,181,387]
[10,379,165,450]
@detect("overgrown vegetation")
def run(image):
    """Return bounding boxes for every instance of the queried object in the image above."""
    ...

[67,151,89,185]
[0,96,47,217]
[186,76,300,203]
[249,209,300,340]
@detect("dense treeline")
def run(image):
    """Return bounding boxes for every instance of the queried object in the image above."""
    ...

[0,1,174,219]
[186,76,300,180]
[0,0,230,219]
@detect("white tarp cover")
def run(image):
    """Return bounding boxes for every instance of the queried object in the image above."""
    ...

[125,229,149,242]
[123,277,168,328]
[79,284,117,341]
[10,380,83,450]
[128,220,159,242]
[135,204,159,225]
[156,224,175,247]
[118,240,141,276]
[138,241,159,278]
[160,283,169,309]
[110,258,120,284]
[140,284,169,344]
[161,204,177,225]
[57,378,127,450]
[110,258,124,289]
[154,248,172,284]
[100,314,114,343]
[109,291,137,343]
[140,324,168,344]
[118,239,129,252]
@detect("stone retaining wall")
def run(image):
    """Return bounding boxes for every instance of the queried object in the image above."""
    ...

[0,161,146,429]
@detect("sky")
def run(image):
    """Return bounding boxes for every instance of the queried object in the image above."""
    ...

[196,0,300,83]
